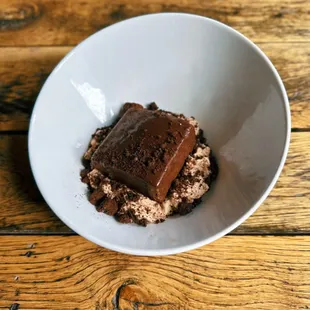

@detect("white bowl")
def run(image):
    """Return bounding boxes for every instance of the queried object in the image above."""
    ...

[29,13,290,256]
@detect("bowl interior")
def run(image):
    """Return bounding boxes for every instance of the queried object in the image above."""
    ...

[29,14,289,255]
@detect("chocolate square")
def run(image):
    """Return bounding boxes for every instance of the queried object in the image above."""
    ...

[91,107,196,202]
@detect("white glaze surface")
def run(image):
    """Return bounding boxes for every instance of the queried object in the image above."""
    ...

[29,13,290,255]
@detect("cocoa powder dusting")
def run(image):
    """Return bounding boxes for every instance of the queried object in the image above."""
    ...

[81,102,218,226]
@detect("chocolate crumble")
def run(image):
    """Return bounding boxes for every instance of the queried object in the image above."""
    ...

[81,103,217,226]
[97,198,119,216]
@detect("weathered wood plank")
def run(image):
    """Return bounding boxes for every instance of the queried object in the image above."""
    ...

[0,47,69,131]
[237,131,310,233]
[0,0,309,47]
[0,134,71,233]
[0,44,310,131]
[0,236,309,309]
[0,132,309,234]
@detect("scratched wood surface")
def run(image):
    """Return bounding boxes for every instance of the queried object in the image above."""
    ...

[1,0,310,309]
[0,132,309,234]
[0,236,310,310]
[0,0,309,46]
[1,44,310,131]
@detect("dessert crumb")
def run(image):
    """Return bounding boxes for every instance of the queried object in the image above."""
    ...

[81,103,217,226]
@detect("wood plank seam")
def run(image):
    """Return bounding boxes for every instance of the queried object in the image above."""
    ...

[1,43,309,131]
[0,0,310,46]
[0,236,310,309]
[0,132,309,235]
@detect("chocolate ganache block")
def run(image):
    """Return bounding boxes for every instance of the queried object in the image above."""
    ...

[91,106,196,202]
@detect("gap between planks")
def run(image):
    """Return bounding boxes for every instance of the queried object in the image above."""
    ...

[0,235,310,309]
[0,132,309,235]
[1,42,310,131]
[0,41,310,48]
[2,231,310,236]
[1,127,310,135]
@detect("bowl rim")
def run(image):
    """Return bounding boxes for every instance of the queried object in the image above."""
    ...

[28,12,291,256]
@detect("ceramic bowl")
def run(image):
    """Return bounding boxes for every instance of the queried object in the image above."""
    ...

[29,13,290,255]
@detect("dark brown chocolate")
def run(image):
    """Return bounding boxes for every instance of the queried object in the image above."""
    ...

[148,102,159,110]
[80,168,90,183]
[91,107,196,202]
[120,102,144,117]
[89,188,105,206]
[97,198,119,215]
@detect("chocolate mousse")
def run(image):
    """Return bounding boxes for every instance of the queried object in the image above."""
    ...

[81,103,217,226]
[91,107,196,202]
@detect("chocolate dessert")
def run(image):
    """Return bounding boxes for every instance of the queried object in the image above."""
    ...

[81,103,217,226]
[91,107,196,202]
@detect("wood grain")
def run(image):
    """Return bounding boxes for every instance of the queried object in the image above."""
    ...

[0,1,309,308]
[0,0,309,47]
[0,236,310,309]
[1,44,310,131]
[0,135,71,233]
[0,47,69,131]
[0,132,309,234]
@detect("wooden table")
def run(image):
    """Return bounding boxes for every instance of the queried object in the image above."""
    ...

[0,1,310,309]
